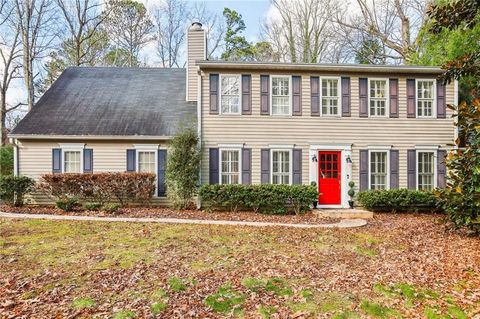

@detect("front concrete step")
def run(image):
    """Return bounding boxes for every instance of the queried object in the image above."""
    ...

[313,209,374,219]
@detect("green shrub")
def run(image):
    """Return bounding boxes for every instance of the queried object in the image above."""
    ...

[358,189,440,213]
[56,197,78,212]
[102,203,120,213]
[199,184,318,215]
[0,145,14,176]
[0,175,35,207]
[84,203,102,211]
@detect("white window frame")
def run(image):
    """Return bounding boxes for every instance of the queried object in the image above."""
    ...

[368,149,390,190]
[219,74,242,115]
[320,76,341,117]
[270,75,292,116]
[270,148,293,185]
[219,148,242,185]
[368,78,389,117]
[416,149,437,190]
[134,144,159,196]
[416,79,437,118]
[59,143,84,174]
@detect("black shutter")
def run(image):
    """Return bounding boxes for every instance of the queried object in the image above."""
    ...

[390,150,399,189]
[292,149,302,184]
[310,76,320,116]
[437,81,446,119]
[209,148,219,184]
[209,74,219,114]
[359,78,368,117]
[359,150,368,191]
[407,79,416,118]
[260,149,270,184]
[158,150,167,196]
[52,149,62,173]
[341,77,351,117]
[292,75,302,116]
[242,74,252,115]
[242,148,252,184]
[437,150,447,188]
[83,149,93,173]
[407,150,416,189]
[389,79,399,118]
[126,149,136,172]
[260,75,270,115]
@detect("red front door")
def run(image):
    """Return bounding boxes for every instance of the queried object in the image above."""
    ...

[318,151,341,205]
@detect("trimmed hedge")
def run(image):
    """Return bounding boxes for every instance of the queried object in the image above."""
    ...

[357,189,440,213]
[0,175,35,207]
[38,172,156,207]
[199,184,318,215]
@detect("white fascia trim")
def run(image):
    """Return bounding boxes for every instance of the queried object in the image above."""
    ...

[367,145,392,150]
[133,144,159,150]
[10,134,172,140]
[310,144,352,151]
[269,144,295,149]
[415,145,440,150]
[416,78,437,118]
[218,143,244,148]
[219,74,242,115]
[58,143,85,149]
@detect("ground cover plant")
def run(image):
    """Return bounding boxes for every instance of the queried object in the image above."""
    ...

[1,214,479,318]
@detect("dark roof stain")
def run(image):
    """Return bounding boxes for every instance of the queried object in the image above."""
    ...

[11,67,196,137]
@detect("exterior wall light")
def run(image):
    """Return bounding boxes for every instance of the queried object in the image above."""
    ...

[346,155,352,164]
[311,154,318,162]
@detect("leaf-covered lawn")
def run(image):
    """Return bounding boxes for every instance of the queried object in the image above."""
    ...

[0,214,479,318]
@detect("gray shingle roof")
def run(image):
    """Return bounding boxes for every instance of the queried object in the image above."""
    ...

[11,67,196,137]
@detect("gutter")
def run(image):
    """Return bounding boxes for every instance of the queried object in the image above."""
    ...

[196,61,444,74]
[9,138,19,176]
[196,66,202,209]
[8,134,173,141]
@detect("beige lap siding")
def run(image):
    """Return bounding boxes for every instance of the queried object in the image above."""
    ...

[17,140,169,205]
[200,70,456,188]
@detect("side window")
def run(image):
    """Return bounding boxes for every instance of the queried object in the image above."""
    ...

[271,76,290,115]
[417,80,435,117]
[369,79,388,116]
[220,75,241,114]
[417,151,435,190]
[321,78,340,116]
[370,151,388,190]
[64,151,81,173]
[220,149,240,184]
[271,150,291,184]
[137,151,156,173]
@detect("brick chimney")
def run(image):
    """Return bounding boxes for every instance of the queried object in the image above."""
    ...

[186,22,206,101]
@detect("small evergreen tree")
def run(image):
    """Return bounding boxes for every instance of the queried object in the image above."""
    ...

[166,127,201,209]
[0,145,13,176]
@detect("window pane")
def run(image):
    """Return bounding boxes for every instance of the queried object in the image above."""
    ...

[221,76,240,114]
[272,77,290,115]
[64,151,81,173]
[370,151,387,190]
[417,80,434,117]
[418,152,435,190]
[272,150,290,184]
[220,150,240,184]
[138,151,156,173]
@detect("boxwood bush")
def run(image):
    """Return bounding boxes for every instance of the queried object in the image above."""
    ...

[199,184,318,215]
[0,175,35,207]
[357,189,440,213]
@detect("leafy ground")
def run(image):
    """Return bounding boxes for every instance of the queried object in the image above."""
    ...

[0,214,479,318]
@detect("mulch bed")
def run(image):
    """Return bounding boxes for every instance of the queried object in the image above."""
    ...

[0,205,341,225]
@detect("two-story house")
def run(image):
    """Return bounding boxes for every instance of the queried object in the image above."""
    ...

[9,22,457,208]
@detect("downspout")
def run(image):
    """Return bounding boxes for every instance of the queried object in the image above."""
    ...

[10,138,19,176]
[453,79,459,149]
[196,66,202,209]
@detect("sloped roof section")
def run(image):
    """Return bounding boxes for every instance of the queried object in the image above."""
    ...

[11,67,196,137]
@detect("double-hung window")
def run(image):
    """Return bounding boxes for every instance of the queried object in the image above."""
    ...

[417,151,435,190]
[220,149,241,184]
[417,80,435,117]
[271,76,290,115]
[271,150,291,184]
[370,151,388,190]
[137,151,156,174]
[220,75,240,114]
[321,78,340,116]
[64,151,81,173]
[369,79,388,116]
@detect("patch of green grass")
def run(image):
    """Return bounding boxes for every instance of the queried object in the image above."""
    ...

[168,276,187,292]
[300,289,314,300]
[258,305,277,319]
[72,297,96,310]
[204,285,245,313]
[360,300,401,318]
[242,277,266,292]
[113,310,136,319]
[287,292,351,316]
[355,245,377,256]
[447,306,468,319]
[151,288,168,300]
[151,301,168,315]
[265,278,292,296]
[332,311,362,319]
